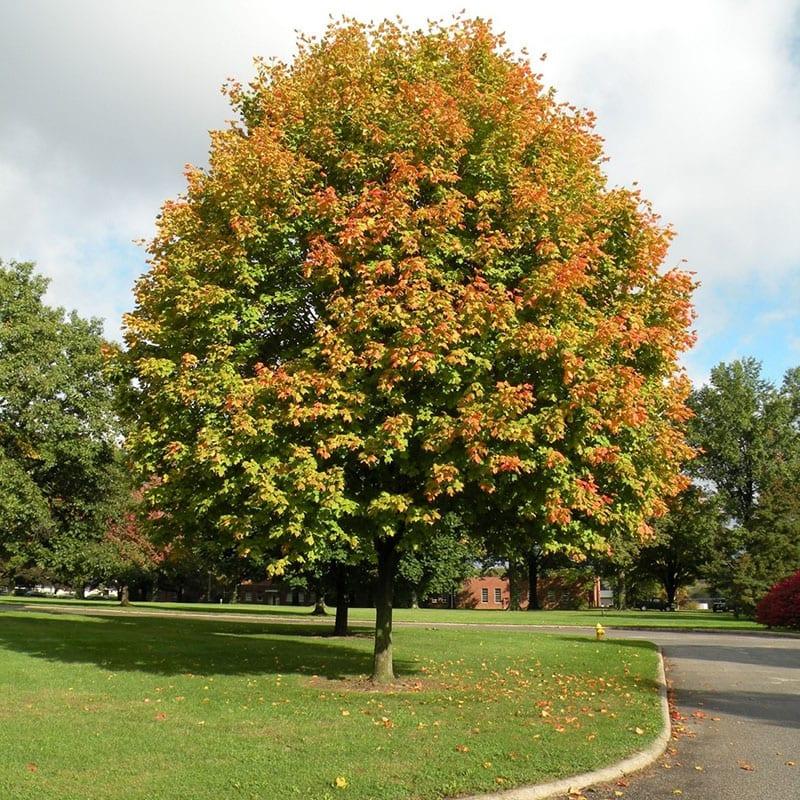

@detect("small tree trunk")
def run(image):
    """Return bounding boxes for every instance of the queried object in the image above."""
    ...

[527,550,541,610]
[507,558,522,611]
[75,585,86,600]
[410,588,419,609]
[312,592,328,615]
[334,566,350,636]
[119,585,130,606]
[372,537,400,683]
[616,570,627,610]
[665,576,677,607]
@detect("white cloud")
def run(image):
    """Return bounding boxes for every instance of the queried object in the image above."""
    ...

[1,0,799,357]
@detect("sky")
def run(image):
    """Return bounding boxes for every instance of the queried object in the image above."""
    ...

[1,0,799,386]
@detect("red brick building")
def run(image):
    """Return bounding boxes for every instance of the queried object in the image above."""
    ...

[457,574,600,610]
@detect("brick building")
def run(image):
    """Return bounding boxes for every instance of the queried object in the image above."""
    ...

[457,574,601,610]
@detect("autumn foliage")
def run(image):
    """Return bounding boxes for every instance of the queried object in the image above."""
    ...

[756,571,800,630]
[123,18,695,679]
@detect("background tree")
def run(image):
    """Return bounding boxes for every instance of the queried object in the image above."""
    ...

[123,19,695,682]
[689,359,796,527]
[690,359,800,613]
[636,486,720,607]
[0,260,123,587]
[397,521,476,608]
[592,533,643,610]
[719,469,800,615]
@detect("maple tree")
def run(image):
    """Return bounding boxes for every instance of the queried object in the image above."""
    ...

[123,19,695,681]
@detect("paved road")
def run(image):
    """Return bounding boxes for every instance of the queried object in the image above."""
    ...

[561,630,800,800]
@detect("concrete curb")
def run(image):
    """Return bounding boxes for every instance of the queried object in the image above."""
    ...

[451,647,671,800]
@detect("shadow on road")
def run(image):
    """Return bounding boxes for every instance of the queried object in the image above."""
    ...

[674,686,800,729]
[664,642,800,670]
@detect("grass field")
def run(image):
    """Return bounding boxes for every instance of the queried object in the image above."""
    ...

[1,594,765,630]
[0,608,663,800]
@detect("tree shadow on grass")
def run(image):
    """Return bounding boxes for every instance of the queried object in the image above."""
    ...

[0,611,417,680]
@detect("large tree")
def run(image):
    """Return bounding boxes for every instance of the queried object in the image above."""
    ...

[123,19,695,681]
[0,260,123,586]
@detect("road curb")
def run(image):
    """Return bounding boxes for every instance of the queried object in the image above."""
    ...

[451,647,671,800]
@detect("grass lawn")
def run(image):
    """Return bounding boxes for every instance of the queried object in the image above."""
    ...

[2,594,765,630]
[0,608,663,800]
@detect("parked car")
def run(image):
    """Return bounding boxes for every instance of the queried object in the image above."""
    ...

[639,598,676,611]
[711,598,728,612]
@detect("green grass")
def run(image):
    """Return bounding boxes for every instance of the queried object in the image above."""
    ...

[2,594,765,630]
[0,608,662,800]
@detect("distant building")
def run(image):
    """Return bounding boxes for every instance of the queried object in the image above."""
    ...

[235,574,610,609]
[457,574,603,610]
[237,579,306,606]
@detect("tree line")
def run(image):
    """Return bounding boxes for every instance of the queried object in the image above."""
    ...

[2,258,798,653]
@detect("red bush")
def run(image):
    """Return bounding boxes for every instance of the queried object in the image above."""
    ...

[756,571,800,630]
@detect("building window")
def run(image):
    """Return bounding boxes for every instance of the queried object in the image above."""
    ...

[481,587,489,603]
[494,587,502,604]
[244,592,252,602]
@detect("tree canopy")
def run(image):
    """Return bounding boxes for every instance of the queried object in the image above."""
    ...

[0,260,123,585]
[122,18,696,680]
[689,358,800,613]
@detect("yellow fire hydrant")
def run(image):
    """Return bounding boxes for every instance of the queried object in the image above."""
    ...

[595,623,606,640]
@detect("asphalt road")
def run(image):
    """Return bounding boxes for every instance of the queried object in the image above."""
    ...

[562,629,800,800]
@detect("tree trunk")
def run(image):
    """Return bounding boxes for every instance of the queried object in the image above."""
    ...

[372,537,400,683]
[526,550,541,610]
[75,585,85,600]
[334,566,350,636]
[410,588,419,609]
[507,559,522,611]
[665,575,678,607]
[312,591,328,615]
[616,570,627,610]
[119,584,130,606]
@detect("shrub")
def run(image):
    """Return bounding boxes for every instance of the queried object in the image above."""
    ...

[755,571,800,630]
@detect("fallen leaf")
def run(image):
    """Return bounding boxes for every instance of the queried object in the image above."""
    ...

[334,775,348,789]
[154,712,167,721]
[455,744,470,753]
[634,727,645,735]
[737,761,755,772]
[341,710,350,716]
[785,761,796,767]
[25,763,37,773]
